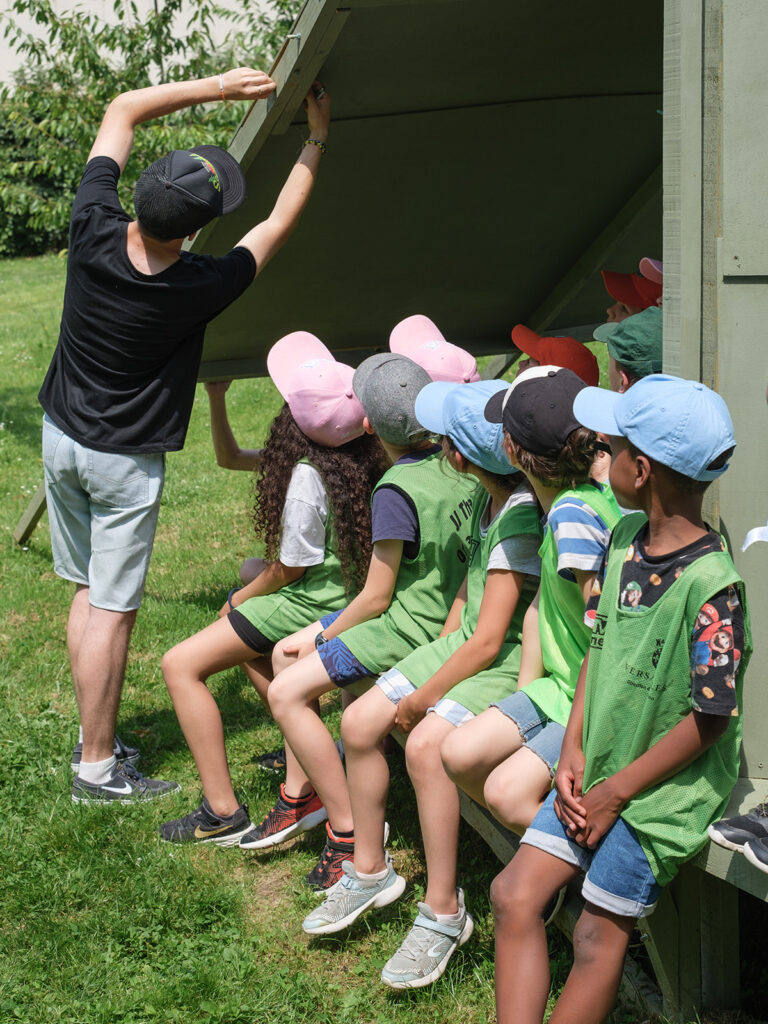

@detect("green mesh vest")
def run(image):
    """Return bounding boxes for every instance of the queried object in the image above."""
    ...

[390,485,542,713]
[523,481,622,726]
[340,452,475,674]
[461,487,541,642]
[583,513,752,886]
[235,459,350,642]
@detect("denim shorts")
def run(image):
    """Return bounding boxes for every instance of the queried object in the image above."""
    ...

[42,415,165,612]
[316,609,374,686]
[521,791,661,919]
[376,666,475,727]
[490,689,566,776]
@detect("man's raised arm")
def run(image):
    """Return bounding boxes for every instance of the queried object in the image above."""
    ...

[88,68,277,172]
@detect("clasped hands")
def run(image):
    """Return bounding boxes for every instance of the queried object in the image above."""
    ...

[553,748,626,850]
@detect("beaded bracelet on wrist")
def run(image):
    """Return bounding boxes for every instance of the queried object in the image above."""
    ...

[304,138,327,155]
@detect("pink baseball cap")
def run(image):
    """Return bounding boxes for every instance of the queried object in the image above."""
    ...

[389,314,480,383]
[638,257,663,285]
[267,332,366,447]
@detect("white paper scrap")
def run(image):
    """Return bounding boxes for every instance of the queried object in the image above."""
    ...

[742,523,768,551]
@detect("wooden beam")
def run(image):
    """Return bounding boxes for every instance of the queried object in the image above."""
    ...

[524,164,662,333]
[12,482,46,547]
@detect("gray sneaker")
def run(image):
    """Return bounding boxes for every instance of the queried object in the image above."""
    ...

[381,888,474,989]
[72,761,180,805]
[70,734,139,773]
[302,854,406,935]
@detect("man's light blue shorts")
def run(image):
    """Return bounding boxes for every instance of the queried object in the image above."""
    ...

[42,415,165,612]
[521,790,661,919]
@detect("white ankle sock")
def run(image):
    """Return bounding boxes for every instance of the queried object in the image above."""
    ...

[78,754,117,785]
[435,908,463,925]
[78,726,84,743]
[356,866,389,882]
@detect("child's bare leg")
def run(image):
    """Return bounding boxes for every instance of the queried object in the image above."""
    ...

[548,904,634,1024]
[484,746,553,835]
[341,686,397,872]
[240,656,273,706]
[406,715,461,913]
[269,653,353,832]
[162,618,257,816]
[492,845,580,1024]
[284,741,313,799]
[441,707,523,806]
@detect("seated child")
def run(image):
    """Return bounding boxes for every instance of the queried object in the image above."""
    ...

[158,333,387,845]
[242,353,476,890]
[442,367,620,845]
[592,305,663,393]
[602,267,662,323]
[492,375,750,1024]
[301,379,542,991]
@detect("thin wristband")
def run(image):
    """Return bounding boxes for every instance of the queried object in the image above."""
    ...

[304,138,327,155]
[219,73,226,101]
[227,587,241,610]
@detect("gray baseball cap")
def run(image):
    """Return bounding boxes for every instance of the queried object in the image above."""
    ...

[353,353,432,446]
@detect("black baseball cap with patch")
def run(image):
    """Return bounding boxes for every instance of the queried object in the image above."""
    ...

[133,145,247,241]
[484,365,587,456]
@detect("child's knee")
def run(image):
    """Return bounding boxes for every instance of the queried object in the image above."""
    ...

[341,694,390,751]
[484,769,517,825]
[490,864,531,926]
[271,641,292,674]
[161,645,184,691]
[405,726,441,779]
[440,729,474,782]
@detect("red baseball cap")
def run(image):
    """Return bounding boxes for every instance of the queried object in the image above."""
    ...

[601,270,662,309]
[511,325,599,387]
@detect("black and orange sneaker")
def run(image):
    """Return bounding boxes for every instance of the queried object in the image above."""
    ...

[239,784,327,850]
[305,823,355,892]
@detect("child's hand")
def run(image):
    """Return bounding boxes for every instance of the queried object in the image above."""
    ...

[304,81,330,139]
[282,639,316,661]
[553,748,587,834]
[394,691,429,734]
[575,778,626,849]
[205,380,232,397]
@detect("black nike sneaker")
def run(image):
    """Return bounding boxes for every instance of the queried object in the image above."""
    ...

[159,798,252,846]
[72,761,180,805]
[707,797,768,852]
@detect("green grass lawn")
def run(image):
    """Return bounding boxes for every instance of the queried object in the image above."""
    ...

[2,254,758,1024]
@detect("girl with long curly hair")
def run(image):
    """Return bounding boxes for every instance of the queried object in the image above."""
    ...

[159,333,388,846]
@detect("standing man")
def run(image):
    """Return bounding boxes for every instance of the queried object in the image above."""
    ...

[39,67,330,804]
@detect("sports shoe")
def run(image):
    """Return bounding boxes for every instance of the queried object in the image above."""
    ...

[71,761,180,805]
[744,836,768,875]
[302,854,405,935]
[238,784,326,849]
[70,734,139,773]
[380,888,474,989]
[257,747,287,773]
[305,822,355,892]
[158,798,251,846]
[707,797,768,852]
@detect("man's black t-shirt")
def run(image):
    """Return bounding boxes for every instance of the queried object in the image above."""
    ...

[39,157,256,453]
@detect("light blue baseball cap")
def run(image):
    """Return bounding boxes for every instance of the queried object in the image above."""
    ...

[572,374,735,482]
[414,378,515,475]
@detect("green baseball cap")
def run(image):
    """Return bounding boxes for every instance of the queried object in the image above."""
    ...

[593,306,663,378]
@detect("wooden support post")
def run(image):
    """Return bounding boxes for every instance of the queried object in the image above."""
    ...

[13,481,46,546]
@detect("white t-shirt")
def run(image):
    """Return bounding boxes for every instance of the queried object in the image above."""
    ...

[480,484,542,576]
[278,462,328,567]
